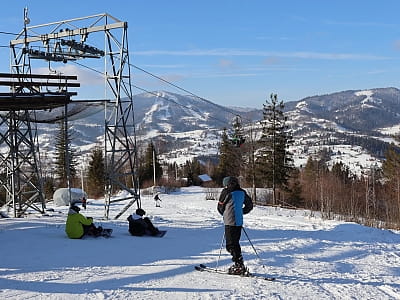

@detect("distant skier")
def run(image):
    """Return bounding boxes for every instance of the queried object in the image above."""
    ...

[127,208,160,236]
[217,176,253,275]
[65,205,111,239]
[81,196,87,210]
[154,194,162,207]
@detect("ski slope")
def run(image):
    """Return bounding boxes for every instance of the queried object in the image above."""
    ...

[1,186,400,299]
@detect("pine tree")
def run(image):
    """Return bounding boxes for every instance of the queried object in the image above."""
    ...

[138,141,163,188]
[285,168,303,207]
[182,158,203,186]
[230,115,248,180]
[215,128,240,185]
[166,162,178,181]
[256,93,294,204]
[54,121,78,187]
[87,147,105,198]
[382,145,400,222]
[231,115,246,147]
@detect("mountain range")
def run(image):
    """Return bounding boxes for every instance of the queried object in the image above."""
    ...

[284,87,400,174]
[33,87,400,176]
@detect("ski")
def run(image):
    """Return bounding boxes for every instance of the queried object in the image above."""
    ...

[195,264,275,281]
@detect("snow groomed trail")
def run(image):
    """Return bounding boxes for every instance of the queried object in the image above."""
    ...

[1,186,400,299]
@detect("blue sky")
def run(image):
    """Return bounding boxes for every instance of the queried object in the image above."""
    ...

[1,0,400,108]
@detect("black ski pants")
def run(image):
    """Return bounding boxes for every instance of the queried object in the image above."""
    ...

[81,223,101,238]
[225,225,243,263]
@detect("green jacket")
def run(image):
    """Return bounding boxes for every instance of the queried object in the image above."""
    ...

[65,209,93,239]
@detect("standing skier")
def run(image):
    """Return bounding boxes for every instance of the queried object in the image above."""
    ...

[217,176,253,275]
[154,194,162,207]
[81,196,87,209]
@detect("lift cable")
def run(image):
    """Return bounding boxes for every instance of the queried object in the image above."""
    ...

[131,84,234,128]
[131,63,254,124]
[1,29,256,126]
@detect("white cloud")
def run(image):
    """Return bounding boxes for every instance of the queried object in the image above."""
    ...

[324,20,396,27]
[133,48,390,60]
[34,64,103,86]
[140,64,186,69]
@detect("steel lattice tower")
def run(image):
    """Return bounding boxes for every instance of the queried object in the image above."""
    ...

[1,11,140,218]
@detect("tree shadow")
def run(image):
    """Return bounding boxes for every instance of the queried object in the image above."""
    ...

[1,217,400,296]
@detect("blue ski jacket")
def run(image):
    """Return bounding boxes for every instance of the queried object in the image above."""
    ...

[217,177,253,226]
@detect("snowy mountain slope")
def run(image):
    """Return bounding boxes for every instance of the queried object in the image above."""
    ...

[285,87,400,132]
[133,91,260,134]
[284,87,400,174]
[34,90,261,166]
[1,186,400,299]
[12,88,400,175]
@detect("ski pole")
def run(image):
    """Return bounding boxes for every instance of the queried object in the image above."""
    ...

[215,230,225,269]
[242,227,268,270]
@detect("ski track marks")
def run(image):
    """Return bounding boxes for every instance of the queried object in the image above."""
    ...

[1,186,400,299]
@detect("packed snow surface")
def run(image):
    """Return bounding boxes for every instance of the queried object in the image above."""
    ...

[1,186,400,299]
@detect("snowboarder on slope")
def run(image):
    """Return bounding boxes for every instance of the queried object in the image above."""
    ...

[65,205,104,239]
[154,194,162,207]
[127,208,160,236]
[217,176,253,275]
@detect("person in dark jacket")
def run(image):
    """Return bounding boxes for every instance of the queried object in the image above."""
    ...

[217,176,253,275]
[81,197,87,210]
[154,194,162,207]
[127,208,160,236]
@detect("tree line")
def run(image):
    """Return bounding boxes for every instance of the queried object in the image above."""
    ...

[143,93,400,230]
[3,92,400,230]
[208,93,400,230]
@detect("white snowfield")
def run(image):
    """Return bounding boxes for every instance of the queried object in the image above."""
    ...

[1,186,400,299]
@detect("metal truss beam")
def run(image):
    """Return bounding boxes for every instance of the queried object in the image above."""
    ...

[2,11,140,218]
[0,111,45,217]
[103,22,140,219]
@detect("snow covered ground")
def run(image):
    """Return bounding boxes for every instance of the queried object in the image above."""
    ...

[1,186,400,299]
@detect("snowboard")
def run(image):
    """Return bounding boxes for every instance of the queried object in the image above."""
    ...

[154,230,167,237]
[142,230,167,238]
[101,228,113,238]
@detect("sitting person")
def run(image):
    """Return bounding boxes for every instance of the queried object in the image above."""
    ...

[65,205,103,239]
[127,208,160,236]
